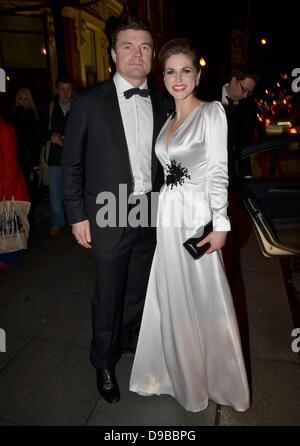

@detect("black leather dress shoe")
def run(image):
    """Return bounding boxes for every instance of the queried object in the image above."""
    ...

[96,368,120,403]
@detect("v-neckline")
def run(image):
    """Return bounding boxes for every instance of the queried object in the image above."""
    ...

[165,102,203,152]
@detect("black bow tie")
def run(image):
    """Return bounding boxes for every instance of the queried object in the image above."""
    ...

[124,88,150,99]
[226,96,238,106]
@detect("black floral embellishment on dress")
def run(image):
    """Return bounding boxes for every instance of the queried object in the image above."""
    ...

[166,159,191,189]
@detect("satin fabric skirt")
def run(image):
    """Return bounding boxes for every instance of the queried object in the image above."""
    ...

[129,186,250,412]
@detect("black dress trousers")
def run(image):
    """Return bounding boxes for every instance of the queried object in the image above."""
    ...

[90,193,156,370]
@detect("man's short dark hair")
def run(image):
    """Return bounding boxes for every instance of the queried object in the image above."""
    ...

[55,75,73,88]
[231,64,260,83]
[111,14,152,49]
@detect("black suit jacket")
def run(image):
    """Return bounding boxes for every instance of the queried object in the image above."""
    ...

[48,99,70,166]
[62,79,172,251]
[210,87,257,152]
[208,86,257,179]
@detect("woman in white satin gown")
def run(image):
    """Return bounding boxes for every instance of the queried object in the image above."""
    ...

[129,38,250,412]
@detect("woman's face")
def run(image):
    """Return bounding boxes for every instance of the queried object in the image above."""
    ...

[17,93,31,109]
[163,53,200,101]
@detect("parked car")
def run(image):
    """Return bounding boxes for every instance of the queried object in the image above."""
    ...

[239,135,300,257]
[264,120,297,137]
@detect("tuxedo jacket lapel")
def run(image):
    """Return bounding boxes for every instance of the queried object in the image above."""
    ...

[96,81,167,191]
[150,92,166,186]
[98,80,132,184]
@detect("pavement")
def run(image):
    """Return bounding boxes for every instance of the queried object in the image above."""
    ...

[0,201,299,427]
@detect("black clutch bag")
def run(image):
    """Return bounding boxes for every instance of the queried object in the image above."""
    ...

[183,221,213,259]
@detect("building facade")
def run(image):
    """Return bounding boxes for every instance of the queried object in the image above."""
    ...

[0,0,123,109]
[0,0,175,109]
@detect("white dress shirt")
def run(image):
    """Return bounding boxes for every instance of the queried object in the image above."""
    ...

[58,100,71,116]
[222,83,238,106]
[113,72,153,195]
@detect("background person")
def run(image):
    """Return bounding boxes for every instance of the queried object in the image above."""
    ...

[210,64,260,180]
[0,95,30,270]
[46,76,74,236]
[12,88,40,201]
[12,88,40,205]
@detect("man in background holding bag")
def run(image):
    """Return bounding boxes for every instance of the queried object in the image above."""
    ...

[0,93,30,270]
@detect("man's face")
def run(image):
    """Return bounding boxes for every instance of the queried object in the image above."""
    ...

[230,76,256,101]
[111,29,154,85]
[56,82,73,105]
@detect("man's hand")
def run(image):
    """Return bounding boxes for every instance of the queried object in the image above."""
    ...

[197,231,227,254]
[51,132,64,146]
[72,220,92,248]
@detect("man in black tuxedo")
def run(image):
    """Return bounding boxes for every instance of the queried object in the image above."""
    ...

[214,64,259,181]
[62,16,172,404]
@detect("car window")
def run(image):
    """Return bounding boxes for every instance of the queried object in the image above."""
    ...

[250,141,300,179]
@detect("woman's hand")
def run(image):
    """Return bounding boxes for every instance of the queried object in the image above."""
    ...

[196,231,227,254]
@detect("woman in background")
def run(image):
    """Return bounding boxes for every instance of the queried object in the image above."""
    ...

[12,88,39,203]
[0,95,29,270]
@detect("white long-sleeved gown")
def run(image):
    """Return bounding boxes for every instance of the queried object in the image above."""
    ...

[129,101,250,412]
